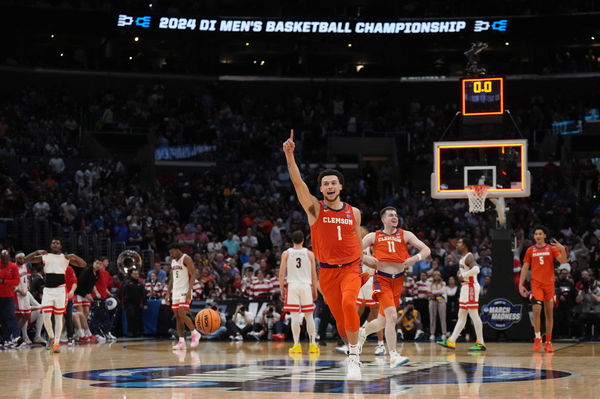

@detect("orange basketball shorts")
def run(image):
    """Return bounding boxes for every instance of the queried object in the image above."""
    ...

[531,281,555,303]
[318,258,362,336]
[372,272,404,316]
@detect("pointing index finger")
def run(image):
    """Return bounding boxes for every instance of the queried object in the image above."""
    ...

[290,129,294,140]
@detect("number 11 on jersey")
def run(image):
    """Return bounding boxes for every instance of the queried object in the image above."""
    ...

[387,241,396,253]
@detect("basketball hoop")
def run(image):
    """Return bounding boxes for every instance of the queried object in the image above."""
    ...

[465,185,490,213]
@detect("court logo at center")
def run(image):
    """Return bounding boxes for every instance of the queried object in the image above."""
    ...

[64,359,571,394]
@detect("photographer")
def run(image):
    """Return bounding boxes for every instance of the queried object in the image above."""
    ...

[226,303,254,341]
[248,303,281,341]
[397,299,425,341]
[574,277,600,341]
[555,266,575,338]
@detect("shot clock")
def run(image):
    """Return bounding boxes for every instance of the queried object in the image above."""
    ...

[461,77,504,117]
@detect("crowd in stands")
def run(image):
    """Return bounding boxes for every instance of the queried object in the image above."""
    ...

[0,82,599,346]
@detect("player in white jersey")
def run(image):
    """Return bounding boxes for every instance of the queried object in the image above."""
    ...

[14,253,32,343]
[279,230,318,354]
[437,238,486,351]
[24,239,86,353]
[356,227,386,356]
[166,243,201,350]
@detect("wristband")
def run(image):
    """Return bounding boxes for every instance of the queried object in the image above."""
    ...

[416,254,422,261]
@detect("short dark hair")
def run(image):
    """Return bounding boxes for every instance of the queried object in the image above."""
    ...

[169,242,181,250]
[291,230,304,244]
[460,237,473,251]
[532,224,549,237]
[380,206,397,218]
[50,238,62,244]
[317,169,344,186]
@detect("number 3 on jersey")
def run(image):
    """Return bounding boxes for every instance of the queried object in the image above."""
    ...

[296,257,302,268]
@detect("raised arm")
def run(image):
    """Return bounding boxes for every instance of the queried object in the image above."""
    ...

[65,253,87,268]
[24,250,47,264]
[550,239,568,264]
[282,129,320,223]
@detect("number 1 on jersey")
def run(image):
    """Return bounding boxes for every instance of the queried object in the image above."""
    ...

[337,225,342,241]
[387,241,396,253]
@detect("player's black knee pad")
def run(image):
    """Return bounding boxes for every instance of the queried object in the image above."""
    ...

[530,295,543,306]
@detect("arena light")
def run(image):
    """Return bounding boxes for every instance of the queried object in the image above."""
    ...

[245,42,250,46]
[504,41,509,46]
[50,34,55,38]
[592,36,596,40]
[260,60,265,66]
[59,52,64,57]
[134,36,139,42]
[356,64,364,72]
[347,43,352,48]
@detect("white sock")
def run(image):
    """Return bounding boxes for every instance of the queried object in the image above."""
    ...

[450,309,469,343]
[291,312,301,345]
[179,337,185,343]
[54,315,63,342]
[348,344,358,355]
[43,314,54,339]
[35,314,44,337]
[78,329,85,337]
[377,340,384,347]
[305,312,316,345]
[535,332,541,339]
[21,325,28,340]
[85,329,92,337]
[468,308,484,345]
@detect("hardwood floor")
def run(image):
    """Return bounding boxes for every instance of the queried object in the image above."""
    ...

[3,340,598,398]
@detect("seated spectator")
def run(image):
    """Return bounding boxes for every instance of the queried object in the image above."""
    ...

[248,303,281,341]
[226,304,255,341]
[241,227,258,249]
[250,270,273,300]
[147,262,167,283]
[243,255,260,272]
[397,300,425,341]
[222,232,241,256]
[177,226,196,255]
[127,224,143,246]
[574,278,600,340]
[145,273,164,299]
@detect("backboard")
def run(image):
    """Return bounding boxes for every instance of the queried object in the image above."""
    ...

[431,139,530,199]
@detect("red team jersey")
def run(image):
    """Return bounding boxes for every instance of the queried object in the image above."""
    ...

[310,202,362,265]
[524,244,561,285]
[372,229,410,263]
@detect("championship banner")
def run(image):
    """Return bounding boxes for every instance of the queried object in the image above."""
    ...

[116,14,509,35]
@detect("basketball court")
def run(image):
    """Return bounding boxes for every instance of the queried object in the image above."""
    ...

[4,340,599,398]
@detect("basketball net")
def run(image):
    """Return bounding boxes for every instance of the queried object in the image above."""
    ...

[465,185,490,213]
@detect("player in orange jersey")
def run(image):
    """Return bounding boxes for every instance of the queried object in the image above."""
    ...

[359,206,430,368]
[519,225,567,352]
[355,227,386,357]
[283,130,370,379]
